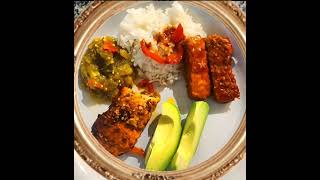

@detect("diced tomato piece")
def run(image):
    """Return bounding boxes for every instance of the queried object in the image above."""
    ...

[87,79,104,89]
[172,23,185,43]
[103,41,118,53]
[138,79,155,93]
[167,43,184,64]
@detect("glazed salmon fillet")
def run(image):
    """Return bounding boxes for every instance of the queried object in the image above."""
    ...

[92,87,160,156]
[205,35,240,103]
[184,36,211,100]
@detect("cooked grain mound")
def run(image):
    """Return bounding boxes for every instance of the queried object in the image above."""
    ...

[119,2,207,85]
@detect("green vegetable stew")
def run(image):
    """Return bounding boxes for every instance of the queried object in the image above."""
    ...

[80,36,135,100]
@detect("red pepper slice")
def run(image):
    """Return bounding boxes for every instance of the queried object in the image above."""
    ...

[140,40,183,64]
[103,41,118,53]
[140,40,166,64]
[140,24,185,64]
[172,23,185,43]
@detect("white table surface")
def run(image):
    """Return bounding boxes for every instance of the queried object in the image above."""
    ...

[74,150,246,180]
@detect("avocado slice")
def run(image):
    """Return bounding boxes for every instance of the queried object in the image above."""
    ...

[145,100,182,171]
[167,101,209,170]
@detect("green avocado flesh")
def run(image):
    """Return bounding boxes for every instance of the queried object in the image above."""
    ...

[145,101,182,171]
[167,101,209,171]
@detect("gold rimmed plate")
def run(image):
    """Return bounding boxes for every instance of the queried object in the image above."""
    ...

[74,1,246,179]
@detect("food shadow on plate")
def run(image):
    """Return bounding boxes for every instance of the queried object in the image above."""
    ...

[158,78,231,115]
[78,73,110,107]
[147,115,186,137]
[170,74,231,115]
[147,114,161,137]
[118,153,145,169]
[205,99,231,115]
[170,79,192,115]
[169,78,232,115]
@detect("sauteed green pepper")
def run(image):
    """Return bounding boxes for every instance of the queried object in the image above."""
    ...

[80,36,134,100]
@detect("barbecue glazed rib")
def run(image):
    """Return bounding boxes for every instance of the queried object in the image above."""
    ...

[184,36,211,100]
[205,35,240,103]
[92,87,160,156]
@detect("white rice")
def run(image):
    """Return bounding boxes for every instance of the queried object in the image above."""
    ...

[131,40,181,85]
[118,1,206,85]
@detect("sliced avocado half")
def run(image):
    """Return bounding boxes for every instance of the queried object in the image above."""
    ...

[167,101,209,170]
[145,100,182,171]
